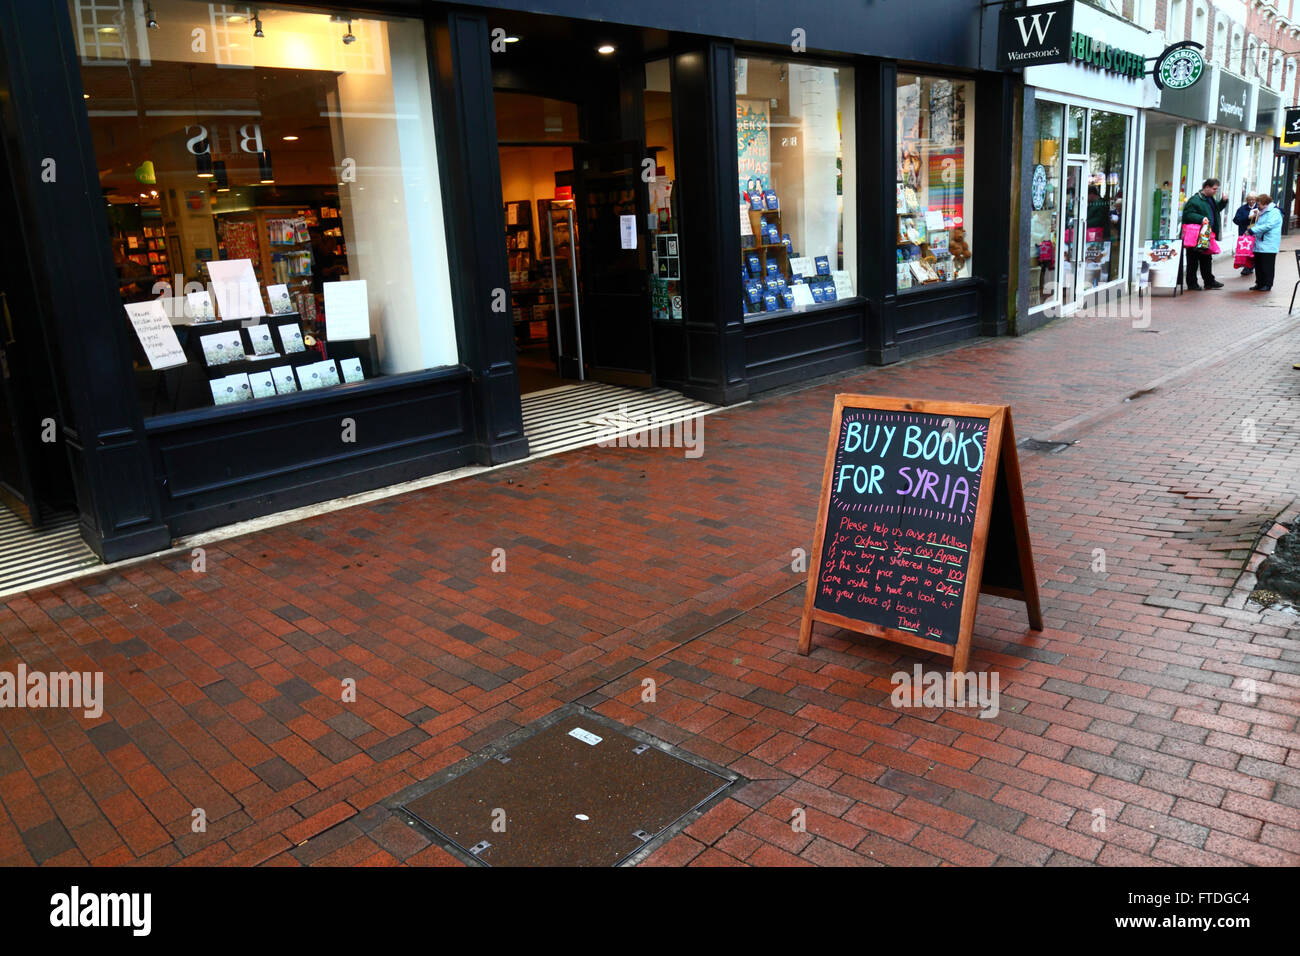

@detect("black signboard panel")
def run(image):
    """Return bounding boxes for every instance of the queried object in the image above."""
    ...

[996,1,1073,70]
[812,408,989,646]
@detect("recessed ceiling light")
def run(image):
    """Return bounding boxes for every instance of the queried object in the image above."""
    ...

[82,93,90,99]
[260,179,275,184]
[282,135,299,141]
[98,26,118,34]
[597,44,615,54]
[196,172,214,179]
[505,35,520,43]
[228,14,246,23]
[216,187,230,192]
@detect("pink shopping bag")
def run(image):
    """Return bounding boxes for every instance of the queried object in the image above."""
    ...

[1181,222,1203,247]
[1234,233,1255,269]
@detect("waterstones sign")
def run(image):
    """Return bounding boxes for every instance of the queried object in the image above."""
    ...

[1070,32,1145,79]
[996,1,1073,70]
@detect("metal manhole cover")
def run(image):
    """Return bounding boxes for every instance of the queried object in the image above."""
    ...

[401,711,737,866]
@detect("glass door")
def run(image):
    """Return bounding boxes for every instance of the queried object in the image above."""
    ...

[1060,161,1085,310]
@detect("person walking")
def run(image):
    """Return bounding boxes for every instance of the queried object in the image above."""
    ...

[1233,193,1259,276]
[1181,178,1228,290]
[1247,193,1282,292]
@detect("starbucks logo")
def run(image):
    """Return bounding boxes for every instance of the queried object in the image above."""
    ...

[1159,47,1204,91]
[1031,165,1048,211]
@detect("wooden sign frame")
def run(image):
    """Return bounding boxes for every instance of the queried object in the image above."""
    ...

[797,395,1043,673]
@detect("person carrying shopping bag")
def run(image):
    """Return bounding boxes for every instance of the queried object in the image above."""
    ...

[1247,193,1282,292]
[1181,178,1228,290]
[1233,193,1259,276]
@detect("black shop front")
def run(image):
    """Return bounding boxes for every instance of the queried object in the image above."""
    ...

[0,0,1013,562]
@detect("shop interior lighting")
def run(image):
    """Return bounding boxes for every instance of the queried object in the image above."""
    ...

[146,5,158,29]
[597,44,615,54]
[253,10,264,38]
[342,20,356,45]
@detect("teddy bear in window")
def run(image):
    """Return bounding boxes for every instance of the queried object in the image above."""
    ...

[948,228,971,274]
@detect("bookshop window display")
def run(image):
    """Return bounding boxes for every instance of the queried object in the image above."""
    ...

[896,74,974,290]
[72,1,457,414]
[736,57,856,318]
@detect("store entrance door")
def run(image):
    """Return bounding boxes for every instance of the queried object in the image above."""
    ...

[573,139,651,387]
[0,143,73,529]
[1060,161,1085,311]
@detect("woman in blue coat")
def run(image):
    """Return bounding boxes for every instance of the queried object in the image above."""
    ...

[1248,194,1283,292]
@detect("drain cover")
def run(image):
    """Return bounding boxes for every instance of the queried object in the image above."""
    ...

[402,712,735,866]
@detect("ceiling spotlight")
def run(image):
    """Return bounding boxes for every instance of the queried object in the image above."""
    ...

[97,26,117,34]
[146,5,158,29]
[505,35,520,43]
[82,93,90,99]
[253,10,264,37]
[282,134,299,141]
[342,20,356,44]
[597,44,615,54]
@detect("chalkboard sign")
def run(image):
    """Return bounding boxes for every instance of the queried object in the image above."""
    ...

[798,395,1042,672]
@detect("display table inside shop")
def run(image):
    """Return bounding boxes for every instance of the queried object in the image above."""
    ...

[151,315,379,413]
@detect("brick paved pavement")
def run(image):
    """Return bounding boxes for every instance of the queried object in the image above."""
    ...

[1,252,1298,867]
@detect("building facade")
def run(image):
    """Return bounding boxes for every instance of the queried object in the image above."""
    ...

[0,0,1016,561]
[1013,0,1298,328]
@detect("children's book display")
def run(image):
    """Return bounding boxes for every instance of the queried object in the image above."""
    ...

[740,179,850,317]
[896,182,971,289]
[125,258,375,410]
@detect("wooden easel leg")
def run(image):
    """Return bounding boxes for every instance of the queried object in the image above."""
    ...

[1000,411,1045,632]
[797,616,814,655]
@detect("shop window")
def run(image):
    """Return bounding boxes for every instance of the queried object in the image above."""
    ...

[1067,106,1085,154]
[1083,110,1129,290]
[895,74,974,290]
[736,57,856,318]
[1028,101,1062,310]
[72,0,458,415]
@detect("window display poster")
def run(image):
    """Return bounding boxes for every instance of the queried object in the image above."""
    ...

[270,365,298,395]
[266,283,295,315]
[248,369,277,399]
[123,299,187,371]
[928,149,964,217]
[619,215,637,250]
[832,270,855,299]
[789,256,814,278]
[206,258,266,320]
[199,329,246,366]
[185,290,216,322]
[209,373,252,406]
[736,98,770,196]
[791,282,816,309]
[929,79,954,148]
[323,279,370,342]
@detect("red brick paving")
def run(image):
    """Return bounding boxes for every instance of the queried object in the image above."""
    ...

[2,249,1300,867]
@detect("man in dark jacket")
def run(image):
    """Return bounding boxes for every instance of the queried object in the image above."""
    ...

[1181,178,1228,290]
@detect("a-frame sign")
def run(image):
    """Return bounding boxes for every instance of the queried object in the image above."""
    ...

[797,395,1043,673]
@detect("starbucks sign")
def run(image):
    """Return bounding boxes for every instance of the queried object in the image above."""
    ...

[1031,165,1048,211]
[1154,42,1205,91]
